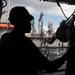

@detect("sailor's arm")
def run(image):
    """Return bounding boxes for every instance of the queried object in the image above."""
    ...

[29,39,69,73]
[48,51,67,73]
[34,47,69,73]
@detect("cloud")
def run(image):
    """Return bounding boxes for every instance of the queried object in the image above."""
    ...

[43,25,48,32]
[10,0,75,17]
[26,7,39,14]
[57,4,75,17]
[1,0,75,22]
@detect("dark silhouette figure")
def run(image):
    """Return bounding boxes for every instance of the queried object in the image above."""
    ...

[1,32,9,41]
[65,43,75,75]
[0,6,71,75]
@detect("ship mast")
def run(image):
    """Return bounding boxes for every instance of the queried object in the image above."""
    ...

[38,12,44,35]
[38,12,44,47]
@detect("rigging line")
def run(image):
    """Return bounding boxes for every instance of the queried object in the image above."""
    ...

[65,10,75,23]
[56,0,67,19]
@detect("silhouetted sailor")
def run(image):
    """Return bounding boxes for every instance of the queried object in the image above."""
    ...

[0,6,72,75]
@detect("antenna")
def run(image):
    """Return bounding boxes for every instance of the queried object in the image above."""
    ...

[56,0,67,19]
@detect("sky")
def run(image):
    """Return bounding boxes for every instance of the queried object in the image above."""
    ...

[1,0,75,32]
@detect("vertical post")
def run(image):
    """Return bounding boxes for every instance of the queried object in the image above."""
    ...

[7,0,10,24]
[58,42,60,52]
[40,12,43,48]
[5,0,10,31]
[0,0,3,20]
[62,42,63,50]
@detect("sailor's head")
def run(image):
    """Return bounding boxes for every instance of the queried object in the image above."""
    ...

[8,6,34,33]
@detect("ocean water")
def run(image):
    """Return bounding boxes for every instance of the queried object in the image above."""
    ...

[32,39,68,47]
[32,39,67,60]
